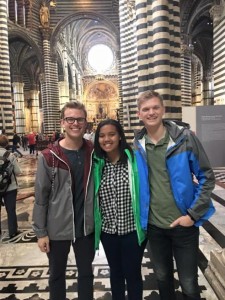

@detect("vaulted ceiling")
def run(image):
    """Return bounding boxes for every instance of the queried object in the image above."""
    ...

[180,0,213,70]
[8,0,214,89]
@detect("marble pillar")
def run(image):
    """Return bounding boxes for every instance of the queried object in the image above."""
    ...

[12,81,25,134]
[29,86,40,132]
[0,0,14,136]
[58,81,69,110]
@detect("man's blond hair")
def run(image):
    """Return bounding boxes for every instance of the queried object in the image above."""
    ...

[137,90,164,109]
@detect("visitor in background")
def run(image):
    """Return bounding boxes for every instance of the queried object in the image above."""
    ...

[27,132,36,155]
[12,133,23,158]
[0,135,22,240]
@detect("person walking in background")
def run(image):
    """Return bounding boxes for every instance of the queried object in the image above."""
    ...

[54,130,60,141]
[93,119,147,300]
[0,135,22,240]
[21,133,28,151]
[84,128,95,143]
[12,133,23,158]
[27,132,36,155]
[134,90,215,300]
[33,101,95,300]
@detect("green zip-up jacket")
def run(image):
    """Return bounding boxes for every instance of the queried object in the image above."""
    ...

[93,149,146,250]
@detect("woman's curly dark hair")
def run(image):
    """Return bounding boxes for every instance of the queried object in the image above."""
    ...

[94,119,133,163]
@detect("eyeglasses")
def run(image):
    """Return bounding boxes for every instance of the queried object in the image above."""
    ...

[63,117,86,124]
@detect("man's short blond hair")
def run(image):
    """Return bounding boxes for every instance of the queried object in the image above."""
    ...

[137,90,164,109]
[60,101,87,119]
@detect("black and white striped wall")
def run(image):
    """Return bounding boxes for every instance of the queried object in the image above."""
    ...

[119,0,182,140]
[0,0,14,137]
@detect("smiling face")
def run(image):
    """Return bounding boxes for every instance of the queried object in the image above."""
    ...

[61,108,87,141]
[138,96,165,130]
[98,124,120,156]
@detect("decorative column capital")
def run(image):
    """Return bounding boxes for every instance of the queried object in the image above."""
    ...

[12,74,23,83]
[39,27,52,40]
[39,73,45,84]
[30,84,39,91]
[210,5,225,26]
[180,42,194,55]
[203,70,213,82]
[127,0,135,19]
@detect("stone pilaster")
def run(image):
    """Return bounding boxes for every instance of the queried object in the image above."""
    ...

[29,85,40,133]
[211,3,225,105]
[12,81,25,134]
[77,72,82,101]
[40,27,60,134]
[135,0,181,119]
[202,71,214,105]
[71,61,77,100]
[181,40,193,106]
[58,81,70,110]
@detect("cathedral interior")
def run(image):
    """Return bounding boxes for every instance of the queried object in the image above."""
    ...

[1,0,225,299]
[1,0,225,139]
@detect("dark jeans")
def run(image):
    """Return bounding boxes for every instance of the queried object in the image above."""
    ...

[29,144,35,154]
[12,145,22,157]
[101,231,147,300]
[0,189,18,236]
[47,234,95,300]
[147,224,201,300]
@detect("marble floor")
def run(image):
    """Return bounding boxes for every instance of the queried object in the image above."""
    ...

[0,150,224,299]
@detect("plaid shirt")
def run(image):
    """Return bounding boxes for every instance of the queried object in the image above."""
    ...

[98,160,136,235]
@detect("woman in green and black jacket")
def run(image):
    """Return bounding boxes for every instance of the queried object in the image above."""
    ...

[93,119,147,300]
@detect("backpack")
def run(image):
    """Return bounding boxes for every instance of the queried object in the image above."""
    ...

[0,151,13,197]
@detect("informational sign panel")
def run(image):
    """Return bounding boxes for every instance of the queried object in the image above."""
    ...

[196,106,225,167]
[182,105,225,167]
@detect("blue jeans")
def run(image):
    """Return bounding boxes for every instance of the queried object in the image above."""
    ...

[147,224,201,300]
[101,231,147,300]
[47,234,95,300]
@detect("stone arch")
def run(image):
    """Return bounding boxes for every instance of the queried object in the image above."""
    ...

[8,28,44,73]
[50,11,119,49]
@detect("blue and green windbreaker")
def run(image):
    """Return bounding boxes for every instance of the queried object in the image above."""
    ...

[133,120,215,229]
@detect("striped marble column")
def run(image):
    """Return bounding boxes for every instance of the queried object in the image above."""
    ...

[135,0,181,119]
[40,27,60,134]
[119,0,182,141]
[210,4,225,105]
[202,71,213,106]
[181,42,192,106]
[63,47,69,81]
[116,50,123,124]
[0,0,14,136]
[59,47,69,107]
[71,61,77,100]
[77,72,82,101]
[69,86,76,101]
[30,86,40,133]
[119,0,139,140]
[12,81,25,134]
[58,81,69,110]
